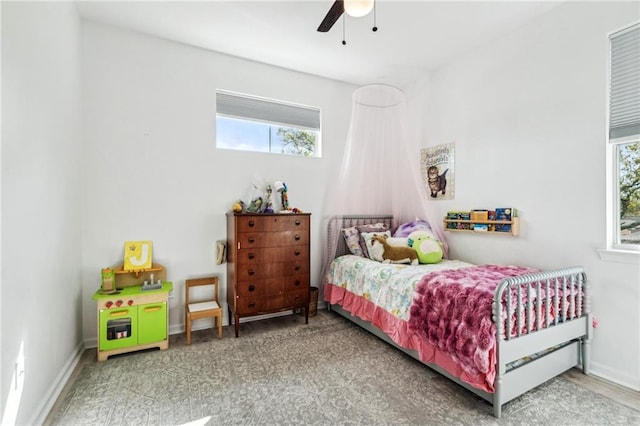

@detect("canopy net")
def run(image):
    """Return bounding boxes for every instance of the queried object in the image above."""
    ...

[321,84,448,285]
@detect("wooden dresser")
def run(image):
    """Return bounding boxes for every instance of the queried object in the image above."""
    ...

[226,213,311,337]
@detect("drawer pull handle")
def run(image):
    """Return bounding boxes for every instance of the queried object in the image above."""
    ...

[294,235,301,241]
[248,220,255,227]
[294,265,301,272]
[248,269,255,276]
[294,280,301,287]
[295,219,301,225]
[248,237,255,243]
[248,285,256,292]
[248,303,256,308]
[248,253,255,259]
[109,310,129,318]
[294,249,301,256]
[144,306,161,313]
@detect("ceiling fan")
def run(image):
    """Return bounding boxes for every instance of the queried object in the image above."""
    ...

[317,1,345,32]
[317,0,376,33]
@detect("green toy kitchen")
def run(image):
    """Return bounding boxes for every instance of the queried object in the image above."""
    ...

[92,242,173,361]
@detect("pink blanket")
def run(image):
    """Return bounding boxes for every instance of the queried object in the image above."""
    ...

[408,264,536,389]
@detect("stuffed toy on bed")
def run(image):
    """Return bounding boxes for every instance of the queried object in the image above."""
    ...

[369,234,419,265]
[408,231,443,264]
[394,219,432,237]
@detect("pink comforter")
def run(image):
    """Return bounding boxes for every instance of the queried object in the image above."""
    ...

[407,265,536,390]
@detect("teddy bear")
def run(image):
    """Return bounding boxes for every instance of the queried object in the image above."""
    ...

[369,234,419,265]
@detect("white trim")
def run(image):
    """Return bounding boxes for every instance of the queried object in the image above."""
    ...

[30,341,85,425]
[590,359,640,391]
[597,248,640,264]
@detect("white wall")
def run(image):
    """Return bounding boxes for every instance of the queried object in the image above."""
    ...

[80,21,355,343]
[2,3,638,423]
[1,2,83,425]
[407,1,640,390]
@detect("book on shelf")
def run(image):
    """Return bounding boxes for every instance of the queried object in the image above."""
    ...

[471,210,489,221]
[494,208,516,232]
[446,211,471,229]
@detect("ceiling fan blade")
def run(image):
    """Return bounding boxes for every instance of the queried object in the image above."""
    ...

[317,0,344,32]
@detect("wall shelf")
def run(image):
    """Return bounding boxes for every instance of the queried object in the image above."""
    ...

[443,217,520,236]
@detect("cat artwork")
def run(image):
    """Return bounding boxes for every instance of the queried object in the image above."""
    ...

[427,166,448,198]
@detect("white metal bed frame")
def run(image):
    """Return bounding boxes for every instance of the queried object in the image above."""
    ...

[324,215,591,418]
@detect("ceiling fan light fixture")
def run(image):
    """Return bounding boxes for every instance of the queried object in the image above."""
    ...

[344,0,374,18]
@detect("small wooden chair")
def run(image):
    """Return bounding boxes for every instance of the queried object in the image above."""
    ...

[185,276,223,344]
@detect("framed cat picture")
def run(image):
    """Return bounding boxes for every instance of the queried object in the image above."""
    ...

[421,142,455,200]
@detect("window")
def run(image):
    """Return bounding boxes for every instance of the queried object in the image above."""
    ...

[616,141,640,246]
[609,23,640,250]
[216,90,321,157]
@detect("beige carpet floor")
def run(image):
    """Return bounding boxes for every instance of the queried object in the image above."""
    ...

[47,310,639,425]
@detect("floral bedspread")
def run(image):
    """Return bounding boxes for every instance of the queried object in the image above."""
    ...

[326,255,472,320]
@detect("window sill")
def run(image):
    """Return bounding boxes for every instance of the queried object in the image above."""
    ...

[597,248,640,264]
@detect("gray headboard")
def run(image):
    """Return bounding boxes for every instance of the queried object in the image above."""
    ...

[326,215,394,262]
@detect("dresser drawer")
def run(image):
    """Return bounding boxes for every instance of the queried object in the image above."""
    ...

[237,215,309,233]
[236,290,308,315]
[237,231,309,249]
[237,262,309,281]
[236,246,309,264]
[237,275,308,297]
[235,297,261,315]
[235,295,287,315]
[285,290,309,307]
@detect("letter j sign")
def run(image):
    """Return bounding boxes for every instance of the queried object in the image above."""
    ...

[123,240,153,271]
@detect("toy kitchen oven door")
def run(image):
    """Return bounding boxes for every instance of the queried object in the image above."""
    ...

[99,302,138,351]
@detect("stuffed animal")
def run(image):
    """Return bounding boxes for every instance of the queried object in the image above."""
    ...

[394,219,432,237]
[407,230,433,245]
[369,235,419,265]
[409,232,443,264]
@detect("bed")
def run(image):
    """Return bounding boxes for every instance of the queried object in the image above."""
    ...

[323,215,591,418]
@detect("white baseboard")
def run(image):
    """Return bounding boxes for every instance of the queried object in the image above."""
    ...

[30,341,85,425]
[589,360,640,391]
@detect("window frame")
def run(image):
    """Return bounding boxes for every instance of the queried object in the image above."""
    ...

[215,90,322,157]
[609,136,640,251]
[602,22,640,261]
